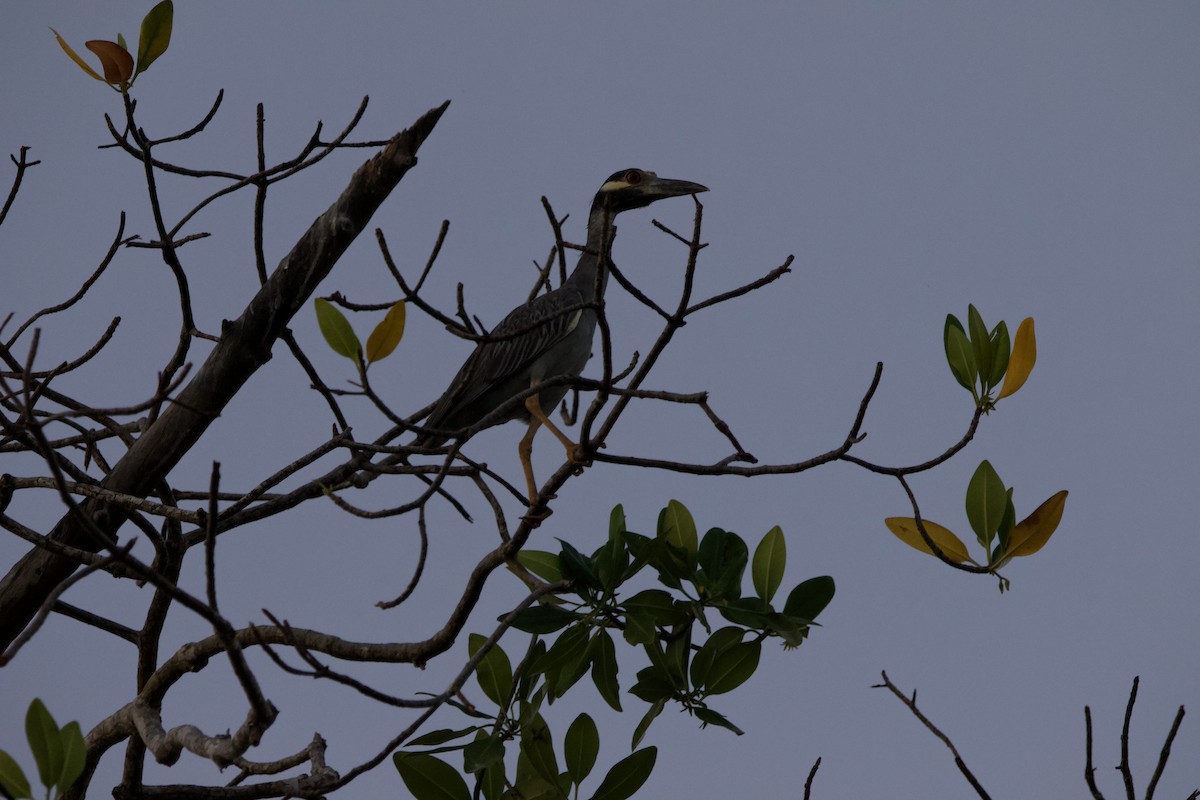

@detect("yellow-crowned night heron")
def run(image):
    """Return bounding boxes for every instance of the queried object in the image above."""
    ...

[416,168,707,505]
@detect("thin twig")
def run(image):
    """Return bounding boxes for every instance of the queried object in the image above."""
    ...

[1084,705,1105,800]
[1119,676,1138,800]
[875,671,992,800]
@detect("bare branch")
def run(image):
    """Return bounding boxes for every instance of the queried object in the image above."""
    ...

[0,146,40,228]
[1120,676,1138,800]
[875,671,992,800]
[1084,705,1106,800]
[803,757,821,800]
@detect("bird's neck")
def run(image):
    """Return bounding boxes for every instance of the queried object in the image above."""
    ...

[565,204,618,300]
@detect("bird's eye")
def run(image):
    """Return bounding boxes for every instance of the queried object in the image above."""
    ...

[624,170,642,184]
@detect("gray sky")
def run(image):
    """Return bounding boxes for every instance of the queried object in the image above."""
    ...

[3,3,1198,798]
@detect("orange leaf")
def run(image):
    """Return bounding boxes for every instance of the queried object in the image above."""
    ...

[1004,490,1067,558]
[85,40,134,84]
[997,317,1036,399]
[884,517,977,565]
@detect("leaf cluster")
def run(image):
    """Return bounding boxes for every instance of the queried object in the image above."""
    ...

[314,298,407,374]
[0,699,86,800]
[886,459,1067,590]
[944,306,1036,412]
[392,501,835,800]
[52,1,172,92]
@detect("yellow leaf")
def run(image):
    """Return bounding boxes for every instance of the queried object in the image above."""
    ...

[51,28,106,82]
[997,317,1036,399]
[85,40,134,84]
[884,517,977,565]
[1003,490,1067,558]
[365,301,406,363]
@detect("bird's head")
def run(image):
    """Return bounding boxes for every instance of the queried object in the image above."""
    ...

[594,168,708,213]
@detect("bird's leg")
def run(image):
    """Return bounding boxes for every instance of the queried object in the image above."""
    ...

[517,413,544,506]
[523,394,589,466]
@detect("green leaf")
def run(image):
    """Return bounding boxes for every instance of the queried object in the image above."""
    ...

[314,298,361,361]
[588,747,656,800]
[595,504,631,590]
[646,539,693,589]
[782,576,836,621]
[987,320,1010,389]
[564,713,599,786]
[704,641,761,695]
[0,749,32,800]
[751,525,786,603]
[519,684,548,728]
[25,699,62,792]
[480,762,505,800]
[659,499,697,558]
[966,459,1008,548]
[408,727,482,746]
[558,539,602,591]
[594,536,629,594]
[469,633,513,707]
[463,735,506,774]
[534,626,590,674]
[621,612,657,647]
[997,317,1036,399]
[509,605,579,634]
[516,550,563,583]
[967,305,992,391]
[664,624,692,689]
[519,716,560,787]
[589,630,622,712]
[57,721,85,793]
[629,666,675,704]
[944,315,976,391]
[542,627,592,699]
[692,706,745,735]
[631,700,665,750]
[134,0,173,78]
[365,301,406,363]
[715,597,771,630]
[393,752,472,800]
[512,749,560,800]
[689,626,744,689]
[696,528,747,602]
[609,504,627,542]
[622,589,683,626]
[992,488,1017,565]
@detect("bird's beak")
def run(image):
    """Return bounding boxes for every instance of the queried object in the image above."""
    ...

[643,176,709,199]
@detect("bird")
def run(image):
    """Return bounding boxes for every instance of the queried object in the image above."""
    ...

[414,168,708,508]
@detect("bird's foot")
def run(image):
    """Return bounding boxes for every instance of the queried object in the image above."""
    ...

[566,444,592,468]
[522,500,554,527]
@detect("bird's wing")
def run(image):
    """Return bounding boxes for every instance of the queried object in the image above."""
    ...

[482,285,586,381]
[424,285,587,431]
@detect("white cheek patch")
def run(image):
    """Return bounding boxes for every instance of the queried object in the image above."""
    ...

[600,180,632,193]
